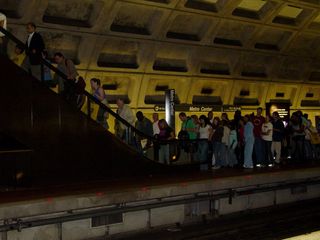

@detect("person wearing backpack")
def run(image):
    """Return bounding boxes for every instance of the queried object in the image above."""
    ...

[178,112,197,161]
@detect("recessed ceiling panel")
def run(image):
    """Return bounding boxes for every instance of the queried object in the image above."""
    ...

[309,13,320,30]
[286,33,320,57]
[278,5,303,18]
[277,57,309,80]
[41,31,82,65]
[110,4,162,36]
[97,39,140,69]
[184,0,227,13]
[232,0,277,20]
[214,21,256,47]
[299,0,320,5]
[166,14,213,42]
[272,5,313,27]
[0,0,28,18]
[145,0,171,3]
[254,28,293,51]
[43,0,100,27]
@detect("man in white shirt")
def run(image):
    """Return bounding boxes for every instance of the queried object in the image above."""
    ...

[0,12,7,56]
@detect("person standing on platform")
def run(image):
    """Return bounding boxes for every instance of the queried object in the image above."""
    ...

[211,119,224,169]
[221,120,231,166]
[221,112,230,123]
[0,12,7,56]
[207,111,214,126]
[158,119,175,164]
[90,78,109,130]
[261,115,273,167]
[237,117,245,168]
[152,113,160,136]
[179,112,197,140]
[24,22,45,81]
[228,122,238,167]
[197,115,212,171]
[116,98,135,143]
[253,107,265,167]
[271,111,284,166]
[179,112,197,161]
[243,115,254,169]
[291,112,306,163]
[232,110,242,167]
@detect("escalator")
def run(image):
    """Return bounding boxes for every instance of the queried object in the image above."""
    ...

[0,54,177,186]
[0,29,188,187]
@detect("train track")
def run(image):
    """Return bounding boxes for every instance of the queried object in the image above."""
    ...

[104,198,320,240]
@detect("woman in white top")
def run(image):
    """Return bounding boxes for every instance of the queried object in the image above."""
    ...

[261,115,273,166]
[197,115,213,171]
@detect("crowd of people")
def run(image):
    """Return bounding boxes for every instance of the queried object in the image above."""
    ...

[109,105,320,170]
[174,108,320,170]
[123,107,320,169]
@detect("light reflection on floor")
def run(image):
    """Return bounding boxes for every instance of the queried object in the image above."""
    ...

[283,231,320,240]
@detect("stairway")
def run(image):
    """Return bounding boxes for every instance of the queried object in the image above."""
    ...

[0,55,169,187]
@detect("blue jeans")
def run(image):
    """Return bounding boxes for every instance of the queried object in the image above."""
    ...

[244,137,254,167]
[159,144,169,164]
[213,141,226,167]
[227,148,238,167]
[197,141,208,170]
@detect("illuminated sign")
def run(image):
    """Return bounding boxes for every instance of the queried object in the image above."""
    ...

[154,105,222,112]
[223,105,241,112]
[266,102,290,119]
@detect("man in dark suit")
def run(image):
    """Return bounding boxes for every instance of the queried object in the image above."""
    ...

[24,22,45,80]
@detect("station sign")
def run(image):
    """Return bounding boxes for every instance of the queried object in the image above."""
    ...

[154,104,222,112]
[222,105,241,112]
